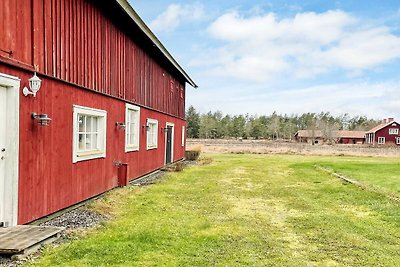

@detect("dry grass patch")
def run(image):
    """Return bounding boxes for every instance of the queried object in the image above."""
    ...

[28,153,400,267]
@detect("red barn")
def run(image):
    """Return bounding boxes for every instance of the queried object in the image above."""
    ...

[337,131,365,144]
[294,130,365,144]
[0,0,197,227]
[366,118,400,145]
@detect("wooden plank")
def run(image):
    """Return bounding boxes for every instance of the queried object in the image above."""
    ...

[0,226,63,254]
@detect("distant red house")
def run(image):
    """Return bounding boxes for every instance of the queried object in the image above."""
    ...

[294,130,365,144]
[365,118,400,145]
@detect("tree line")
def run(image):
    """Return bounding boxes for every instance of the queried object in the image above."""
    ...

[185,105,381,140]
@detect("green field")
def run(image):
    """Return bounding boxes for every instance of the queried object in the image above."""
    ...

[30,154,400,266]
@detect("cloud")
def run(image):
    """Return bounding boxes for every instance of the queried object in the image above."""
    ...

[187,80,400,119]
[150,3,204,33]
[192,10,400,82]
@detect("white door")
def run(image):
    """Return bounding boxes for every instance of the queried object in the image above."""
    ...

[0,86,6,226]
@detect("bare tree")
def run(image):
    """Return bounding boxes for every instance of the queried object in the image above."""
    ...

[319,120,340,144]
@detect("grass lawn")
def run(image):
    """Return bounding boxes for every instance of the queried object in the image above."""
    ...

[29,154,400,266]
[316,157,400,195]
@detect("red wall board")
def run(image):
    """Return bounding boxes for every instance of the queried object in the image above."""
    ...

[0,0,186,118]
[0,64,185,224]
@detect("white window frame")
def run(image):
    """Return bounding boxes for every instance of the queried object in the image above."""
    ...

[73,105,107,163]
[377,137,385,145]
[396,137,400,145]
[389,128,399,135]
[181,126,185,147]
[146,119,158,150]
[125,104,140,152]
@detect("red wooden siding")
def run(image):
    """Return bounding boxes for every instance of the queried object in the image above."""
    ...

[374,123,400,145]
[0,64,186,224]
[0,0,186,118]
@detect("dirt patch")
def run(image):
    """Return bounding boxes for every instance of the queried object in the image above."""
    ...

[225,196,309,259]
[339,205,375,218]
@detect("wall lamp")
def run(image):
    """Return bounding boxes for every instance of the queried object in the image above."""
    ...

[116,122,126,129]
[23,72,42,97]
[32,113,52,126]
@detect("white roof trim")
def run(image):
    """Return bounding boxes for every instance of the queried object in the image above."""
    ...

[115,0,198,88]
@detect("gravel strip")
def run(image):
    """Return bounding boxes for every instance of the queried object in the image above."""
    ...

[130,170,166,186]
[0,208,106,266]
[39,208,106,229]
[130,160,196,186]
[0,160,196,266]
[0,256,14,267]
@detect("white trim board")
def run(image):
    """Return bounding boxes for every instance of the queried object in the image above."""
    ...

[0,72,20,227]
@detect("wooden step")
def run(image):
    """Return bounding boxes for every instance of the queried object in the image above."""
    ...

[0,225,64,259]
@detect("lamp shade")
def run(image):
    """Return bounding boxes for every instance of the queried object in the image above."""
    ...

[28,72,42,94]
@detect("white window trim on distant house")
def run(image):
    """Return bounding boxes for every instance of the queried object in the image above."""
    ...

[396,137,400,145]
[73,105,107,163]
[181,126,185,147]
[146,119,158,150]
[377,137,385,145]
[125,104,140,152]
[389,128,399,135]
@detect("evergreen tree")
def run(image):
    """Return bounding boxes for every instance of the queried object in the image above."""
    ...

[186,106,381,140]
[185,105,200,138]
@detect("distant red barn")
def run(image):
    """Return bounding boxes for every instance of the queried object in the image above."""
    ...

[337,131,365,144]
[294,130,365,144]
[0,0,197,226]
[365,118,400,145]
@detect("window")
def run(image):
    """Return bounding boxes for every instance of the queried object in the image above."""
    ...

[397,137,400,145]
[389,128,399,135]
[181,126,185,146]
[125,104,140,152]
[378,137,385,144]
[73,105,107,163]
[146,119,158,149]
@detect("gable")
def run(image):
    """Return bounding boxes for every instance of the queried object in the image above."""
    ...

[375,122,400,135]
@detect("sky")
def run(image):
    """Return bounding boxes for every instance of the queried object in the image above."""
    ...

[129,0,400,119]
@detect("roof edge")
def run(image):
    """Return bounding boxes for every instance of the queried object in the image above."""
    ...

[366,120,399,134]
[115,0,198,88]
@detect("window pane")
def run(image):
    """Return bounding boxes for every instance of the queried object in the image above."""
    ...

[126,112,131,126]
[151,124,156,145]
[86,116,92,132]
[78,134,85,151]
[92,134,98,150]
[129,133,135,145]
[86,134,92,149]
[130,123,135,138]
[148,125,154,146]
[78,115,85,132]
[92,117,98,132]
[130,111,135,123]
